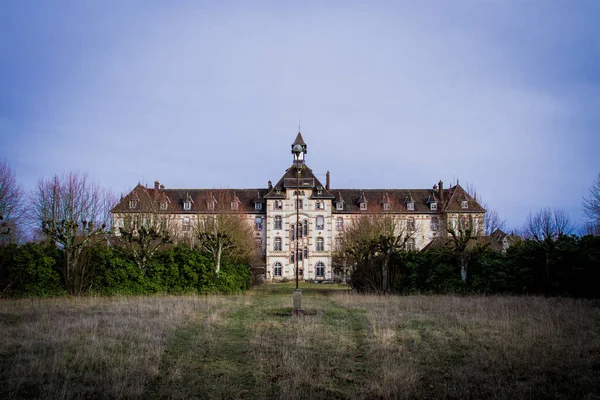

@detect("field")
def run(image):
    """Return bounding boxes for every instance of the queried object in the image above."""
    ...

[1,284,599,399]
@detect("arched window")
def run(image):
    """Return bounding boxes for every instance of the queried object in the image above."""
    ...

[316,237,324,251]
[274,237,282,251]
[316,215,324,230]
[303,220,308,236]
[273,262,282,277]
[274,216,282,230]
[315,262,325,277]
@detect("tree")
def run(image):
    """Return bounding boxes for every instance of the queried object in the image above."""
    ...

[194,213,258,275]
[114,186,173,271]
[522,208,574,241]
[465,183,506,236]
[0,160,25,244]
[334,214,416,292]
[31,172,113,295]
[443,213,485,282]
[583,171,600,227]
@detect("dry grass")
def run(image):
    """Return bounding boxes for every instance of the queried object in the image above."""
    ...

[0,295,237,399]
[2,286,600,399]
[334,293,600,399]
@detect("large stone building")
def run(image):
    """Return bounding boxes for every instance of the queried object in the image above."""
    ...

[112,133,485,282]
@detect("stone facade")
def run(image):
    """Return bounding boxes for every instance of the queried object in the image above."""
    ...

[112,132,486,282]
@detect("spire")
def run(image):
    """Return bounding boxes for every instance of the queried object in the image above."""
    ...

[291,131,307,164]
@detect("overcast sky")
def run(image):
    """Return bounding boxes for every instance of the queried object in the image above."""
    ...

[1,1,599,231]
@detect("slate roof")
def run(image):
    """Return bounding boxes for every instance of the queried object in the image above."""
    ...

[264,164,335,199]
[292,132,306,146]
[330,185,484,214]
[112,184,269,214]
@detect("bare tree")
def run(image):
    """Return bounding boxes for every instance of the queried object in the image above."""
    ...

[0,160,25,244]
[465,183,506,236]
[31,172,113,295]
[114,187,173,271]
[522,208,574,241]
[334,214,416,292]
[442,214,485,282]
[583,171,600,226]
[194,213,258,274]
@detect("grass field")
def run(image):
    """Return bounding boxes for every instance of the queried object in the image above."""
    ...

[1,283,599,399]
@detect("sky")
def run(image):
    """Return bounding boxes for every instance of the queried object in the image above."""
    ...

[1,0,599,232]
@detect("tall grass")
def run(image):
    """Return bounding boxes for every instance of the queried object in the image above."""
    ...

[0,295,237,399]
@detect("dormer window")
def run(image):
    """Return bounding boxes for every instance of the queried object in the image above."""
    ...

[231,202,238,210]
[360,202,367,210]
[160,202,168,210]
[207,201,215,211]
[129,200,137,209]
[255,202,262,211]
[336,202,344,211]
[430,202,437,211]
[461,200,468,209]
[383,202,391,211]
[407,202,414,211]
[183,201,191,211]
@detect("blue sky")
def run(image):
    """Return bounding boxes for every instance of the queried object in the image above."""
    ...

[1,1,599,231]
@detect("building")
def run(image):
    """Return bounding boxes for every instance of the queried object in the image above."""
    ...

[112,132,485,282]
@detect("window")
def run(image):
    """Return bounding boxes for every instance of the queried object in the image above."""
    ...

[297,224,303,239]
[407,238,416,251]
[274,216,282,230]
[231,202,238,210]
[290,224,295,240]
[303,246,308,259]
[336,202,344,211]
[255,201,262,210]
[273,200,282,210]
[274,237,282,251]
[461,200,468,209]
[207,201,215,211]
[160,202,168,210]
[299,268,304,276]
[255,238,262,248]
[431,216,439,231]
[182,217,191,231]
[336,217,344,231]
[316,215,324,230]
[360,202,367,210]
[255,217,263,231]
[116,218,124,228]
[298,249,303,261]
[430,202,437,211]
[459,216,470,229]
[315,201,324,210]
[296,199,303,210]
[273,262,282,277]
[129,200,137,209]
[303,220,308,236]
[383,202,391,211]
[316,262,325,277]
[183,201,191,211]
[290,252,294,263]
[407,217,415,231]
[316,237,324,251]
[407,202,414,211]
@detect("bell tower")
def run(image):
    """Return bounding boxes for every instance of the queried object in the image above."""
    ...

[291,132,307,164]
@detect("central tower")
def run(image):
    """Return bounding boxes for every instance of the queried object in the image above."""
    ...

[291,132,307,164]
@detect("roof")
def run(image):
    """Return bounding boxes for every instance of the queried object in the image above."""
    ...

[442,184,486,213]
[330,187,484,214]
[112,185,269,214]
[264,164,335,199]
[292,132,306,146]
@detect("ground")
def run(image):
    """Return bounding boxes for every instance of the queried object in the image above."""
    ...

[1,284,600,399]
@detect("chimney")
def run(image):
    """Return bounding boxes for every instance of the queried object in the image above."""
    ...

[438,180,444,202]
[154,180,159,190]
[268,180,273,190]
[326,170,331,191]
[160,184,165,190]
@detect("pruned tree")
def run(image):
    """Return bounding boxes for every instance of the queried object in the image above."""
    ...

[334,214,417,292]
[0,160,25,245]
[583,171,600,227]
[523,208,574,241]
[443,213,485,281]
[114,186,174,271]
[194,213,258,274]
[31,172,113,295]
